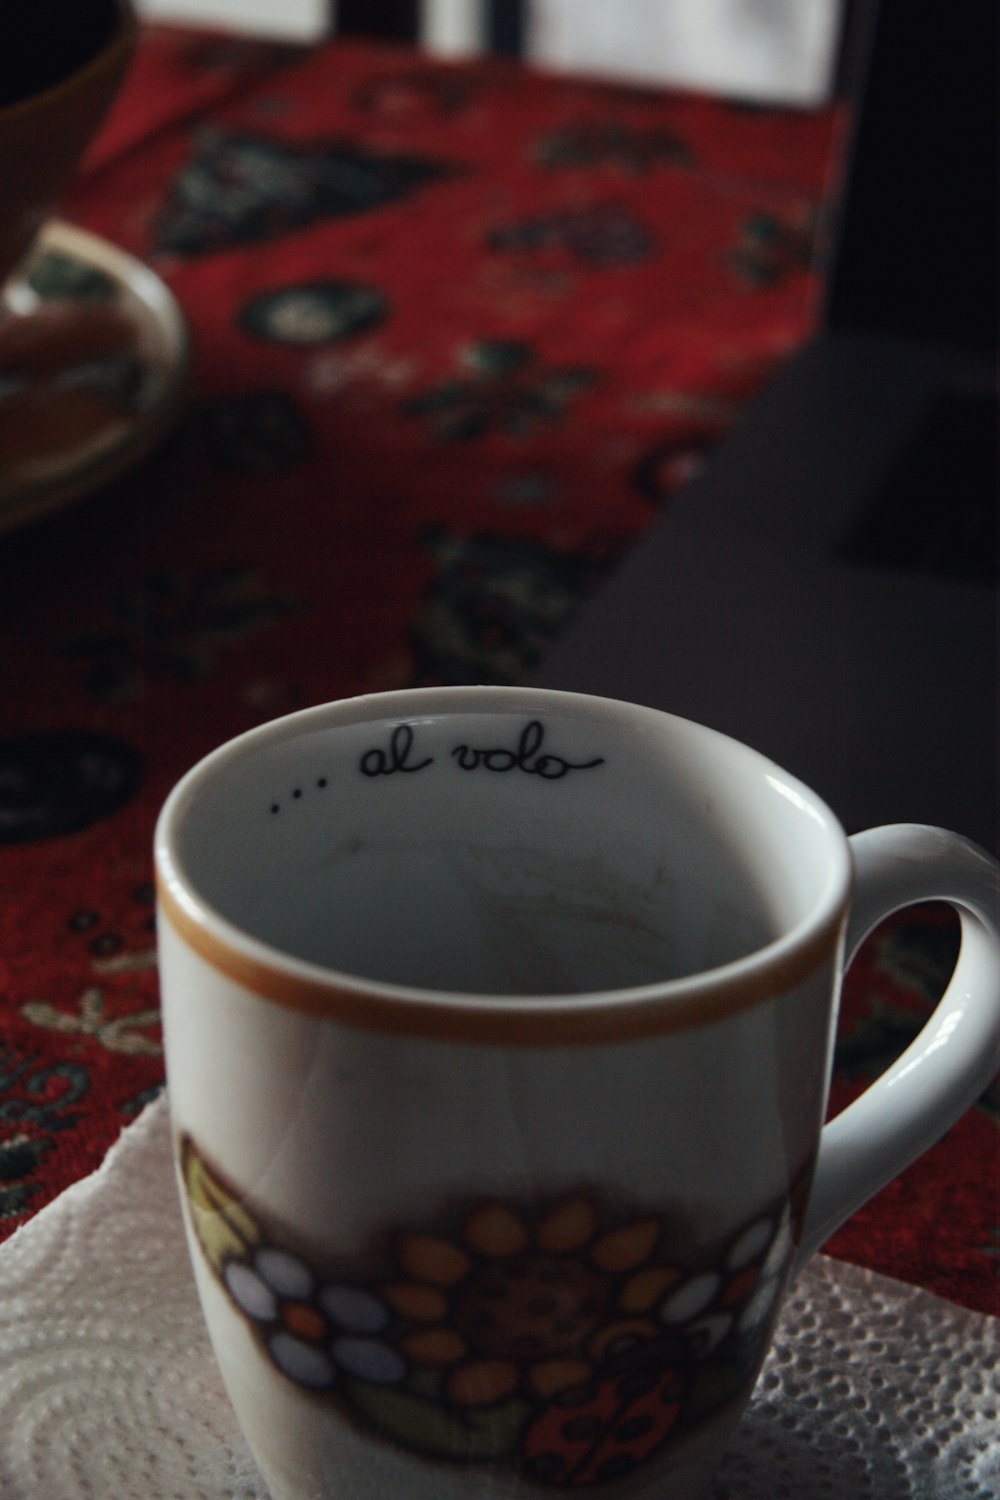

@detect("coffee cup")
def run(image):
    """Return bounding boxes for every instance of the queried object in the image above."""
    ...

[155,687,1000,1500]
[0,0,135,288]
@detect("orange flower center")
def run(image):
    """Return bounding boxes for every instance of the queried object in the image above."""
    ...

[453,1253,611,1361]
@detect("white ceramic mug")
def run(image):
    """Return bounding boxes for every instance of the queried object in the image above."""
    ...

[154,687,1000,1500]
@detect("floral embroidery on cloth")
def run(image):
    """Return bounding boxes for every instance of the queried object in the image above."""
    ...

[154,130,454,256]
[181,1136,802,1487]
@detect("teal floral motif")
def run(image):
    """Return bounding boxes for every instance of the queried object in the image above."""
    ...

[154,129,453,256]
[411,528,617,685]
[121,1084,164,1118]
[402,341,596,442]
[182,1136,801,1488]
[534,119,693,175]
[239,282,389,346]
[488,204,654,268]
[61,567,296,700]
[0,1133,47,1221]
[190,390,313,474]
[0,1052,89,1132]
[874,914,962,1005]
[725,207,818,288]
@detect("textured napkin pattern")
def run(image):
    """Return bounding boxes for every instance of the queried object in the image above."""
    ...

[0,1097,996,1500]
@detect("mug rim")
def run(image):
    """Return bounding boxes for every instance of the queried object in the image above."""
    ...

[155,687,854,1044]
[0,0,136,124]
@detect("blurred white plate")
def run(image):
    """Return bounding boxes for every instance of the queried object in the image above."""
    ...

[0,219,189,535]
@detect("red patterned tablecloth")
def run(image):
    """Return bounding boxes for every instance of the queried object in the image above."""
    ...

[0,26,995,1317]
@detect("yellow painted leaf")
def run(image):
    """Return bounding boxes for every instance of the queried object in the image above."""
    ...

[179,1136,261,1273]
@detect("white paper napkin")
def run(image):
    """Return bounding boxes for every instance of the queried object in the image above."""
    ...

[0,1097,996,1500]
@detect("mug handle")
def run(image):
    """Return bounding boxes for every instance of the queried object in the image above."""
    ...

[795,824,1000,1268]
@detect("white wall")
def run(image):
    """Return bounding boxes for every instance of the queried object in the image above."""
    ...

[134,0,843,103]
[529,0,841,105]
[422,0,485,56]
[135,0,328,42]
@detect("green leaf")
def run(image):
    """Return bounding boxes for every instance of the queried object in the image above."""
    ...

[465,341,530,377]
[343,1378,529,1462]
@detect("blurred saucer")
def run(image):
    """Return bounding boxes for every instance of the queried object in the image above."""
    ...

[0,220,188,534]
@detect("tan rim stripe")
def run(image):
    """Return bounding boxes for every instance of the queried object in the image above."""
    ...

[157,878,844,1046]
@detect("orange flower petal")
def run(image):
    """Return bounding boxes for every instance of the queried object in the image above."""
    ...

[588,1317,659,1361]
[618,1265,682,1314]
[402,1328,466,1365]
[590,1218,661,1273]
[394,1233,471,1287]
[462,1203,527,1257]
[448,1359,520,1408]
[281,1301,328,1342]
[528,1358,594,1400]
[379,1283,449,1322]
[536,1197,598,1253]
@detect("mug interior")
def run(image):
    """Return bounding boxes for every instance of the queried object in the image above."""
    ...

[161,694,847,997]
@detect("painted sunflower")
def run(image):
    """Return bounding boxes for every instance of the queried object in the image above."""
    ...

[180,1134,797,1486]
[377,1196,683,1408]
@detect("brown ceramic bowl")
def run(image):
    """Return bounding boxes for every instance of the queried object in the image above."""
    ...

[0,0,136,287]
